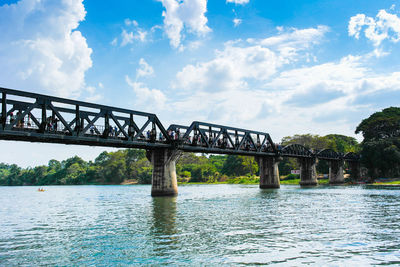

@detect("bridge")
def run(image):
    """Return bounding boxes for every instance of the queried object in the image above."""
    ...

[0,87,360,196]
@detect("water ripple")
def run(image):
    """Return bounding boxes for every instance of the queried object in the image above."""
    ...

[1,185,400,265]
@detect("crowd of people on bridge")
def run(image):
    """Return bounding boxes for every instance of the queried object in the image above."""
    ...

[2,111,282,151]
[2,111,33,129]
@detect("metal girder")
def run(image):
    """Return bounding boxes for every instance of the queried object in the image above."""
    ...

[316,149,341,160]
[171,121,277,156]
[343,152,360,162]
[0,87,171,149]
[0,87,361,161]
[281,144,314,158]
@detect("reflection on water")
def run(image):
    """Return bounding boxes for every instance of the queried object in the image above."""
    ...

[150,197,178,253]
[1,184,400,265]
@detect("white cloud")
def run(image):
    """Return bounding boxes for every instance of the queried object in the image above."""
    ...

[120,29,147,46]
[111,38,118,46]
[136,58,154,78]
[84,85,103,102]
[121,29,134,46]
[124,18,138,27]
[126,76,166,109]
[348,10,400,46]
[0,0,92,97]
[173,26,328,92]
[233,18,242,27]
[226,0,250,4]
[167,26,400,140]
[119,21,148,47]
[158,0,211,49]
[169,54,400,140]
[250,25,329,62]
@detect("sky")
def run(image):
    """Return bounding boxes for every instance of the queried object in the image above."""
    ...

[1,0,400,167]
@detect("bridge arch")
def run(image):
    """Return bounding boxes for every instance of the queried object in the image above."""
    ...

[316,149,340,160]
[343,152,360,161]
[281,144,313,157]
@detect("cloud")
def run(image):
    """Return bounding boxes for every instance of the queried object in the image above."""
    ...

[348,9,400,46]
[136,58,154,78]
[166,25,400,140]
[0,0,92,97]
[124,18,138,27]
[114,18,148,47]
[226,0,250,4]
[83,85,103,102]
[158,0,211,49]
[173,26,328,92]
[121,29,135,46]
[233,18,242,27]
[249,25,329,62]
[126,76,166,109]
[120,28,147,47]
[111,38,118,46]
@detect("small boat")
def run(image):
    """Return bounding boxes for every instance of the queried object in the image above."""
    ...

[37,188,45,192]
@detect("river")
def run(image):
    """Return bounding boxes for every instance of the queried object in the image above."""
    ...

[1,184,400,265]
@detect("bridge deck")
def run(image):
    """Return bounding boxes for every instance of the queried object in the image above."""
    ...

[0,87,359,161]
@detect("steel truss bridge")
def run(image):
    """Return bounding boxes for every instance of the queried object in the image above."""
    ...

[0,87,359,162]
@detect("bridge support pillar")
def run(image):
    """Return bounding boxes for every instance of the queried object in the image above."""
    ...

[349,161,361,181]
[256,156,281,189]
[329,160,344,184]
[298,157,318,186]
[147,148,181,197]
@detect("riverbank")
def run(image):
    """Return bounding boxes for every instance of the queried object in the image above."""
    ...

[178,177,332,185]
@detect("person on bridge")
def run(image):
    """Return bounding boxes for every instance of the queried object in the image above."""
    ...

[54,118,59,131]
[10,112,14,124]
[27,114,31,127]
[114,126,118,136]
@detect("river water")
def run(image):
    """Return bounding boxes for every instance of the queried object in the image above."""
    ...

[1,184,400,266]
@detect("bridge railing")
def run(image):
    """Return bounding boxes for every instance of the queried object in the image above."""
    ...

[167,121,277,156]
[0,87,171,146]
[0,87,361,161]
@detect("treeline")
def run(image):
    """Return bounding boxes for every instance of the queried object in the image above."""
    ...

[1,106,398,185]
[0,149,152,186]
[0,134,359,186]
[356,107,400,180]
[0,149,258,186]
[279,134,359,175]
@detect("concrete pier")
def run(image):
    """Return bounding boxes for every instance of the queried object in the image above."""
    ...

[298,157,318,186]
[257,156,281,189]
[349,161,361,181]
[329,160,345,184]
[147,149,181,197]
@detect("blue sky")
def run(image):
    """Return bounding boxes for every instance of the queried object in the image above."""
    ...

[1,0,400,167]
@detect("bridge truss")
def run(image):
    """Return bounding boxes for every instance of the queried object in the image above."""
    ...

[0,87,360,161]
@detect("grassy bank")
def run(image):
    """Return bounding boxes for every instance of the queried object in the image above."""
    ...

[178,176,331,185]
[373,180,400,185]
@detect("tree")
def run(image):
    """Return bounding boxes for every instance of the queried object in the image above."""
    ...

[356,107,400,140]
[222,155,258,177]
[356,107,400,179]
[280,134,359,175]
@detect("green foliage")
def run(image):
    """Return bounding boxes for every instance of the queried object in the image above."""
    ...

[356,107,400,179]
[283,173,300,180]
[222,155,258,177]
[0,131,361,186]
[356,107,400,140]
[226,176,260,184]
[279,133,359,175]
